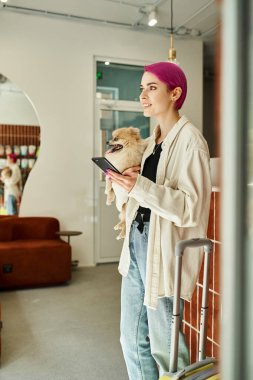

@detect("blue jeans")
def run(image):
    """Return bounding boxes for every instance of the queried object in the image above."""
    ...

[120,221,189,380]
[6,194,18,215]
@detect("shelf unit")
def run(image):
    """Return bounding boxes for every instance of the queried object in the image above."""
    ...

[0,124,40,207]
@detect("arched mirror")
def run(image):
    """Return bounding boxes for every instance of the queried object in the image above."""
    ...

[0,74,40,215]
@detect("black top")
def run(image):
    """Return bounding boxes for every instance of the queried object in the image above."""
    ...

[137,142,163,216]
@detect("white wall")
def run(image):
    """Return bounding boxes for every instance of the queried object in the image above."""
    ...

[0,84,39,125]
[0,11,203,266]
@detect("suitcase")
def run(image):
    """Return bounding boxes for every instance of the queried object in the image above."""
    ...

[159,238,220,380]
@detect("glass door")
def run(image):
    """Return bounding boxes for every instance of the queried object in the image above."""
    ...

[94,100,150,263]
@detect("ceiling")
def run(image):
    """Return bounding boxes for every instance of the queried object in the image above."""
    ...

[0,0,220,70]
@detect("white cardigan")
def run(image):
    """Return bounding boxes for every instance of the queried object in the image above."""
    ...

[118,115,212,309]
[3,163,22,202]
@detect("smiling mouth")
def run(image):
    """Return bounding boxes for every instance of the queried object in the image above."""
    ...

[106,144,123,153]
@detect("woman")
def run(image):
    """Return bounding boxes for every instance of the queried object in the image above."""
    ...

[107,62,211,379]
[0,153,22,215]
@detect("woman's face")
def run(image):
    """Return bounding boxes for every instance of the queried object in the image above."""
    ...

[139,71,173,118]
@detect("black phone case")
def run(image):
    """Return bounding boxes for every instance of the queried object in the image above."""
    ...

[92,157,121,174]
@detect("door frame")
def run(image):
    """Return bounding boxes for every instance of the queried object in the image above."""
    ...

[93,56,156,264]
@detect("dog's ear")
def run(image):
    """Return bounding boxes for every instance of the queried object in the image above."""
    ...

[128,127,141,138]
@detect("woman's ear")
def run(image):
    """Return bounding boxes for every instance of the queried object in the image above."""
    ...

[171,87,182,102]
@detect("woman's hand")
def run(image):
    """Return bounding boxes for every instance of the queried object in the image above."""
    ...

[107,166,141,193]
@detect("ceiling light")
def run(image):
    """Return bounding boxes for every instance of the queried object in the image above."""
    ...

[148,10,157,27]
[1,0,8,3]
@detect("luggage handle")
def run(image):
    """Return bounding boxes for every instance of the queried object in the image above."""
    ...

[169,238,213,374]
[175,238,212,256]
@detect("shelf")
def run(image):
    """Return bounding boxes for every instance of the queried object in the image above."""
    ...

[0,155,37,159]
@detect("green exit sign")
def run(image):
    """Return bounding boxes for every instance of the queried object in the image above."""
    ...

[96,71,103,80]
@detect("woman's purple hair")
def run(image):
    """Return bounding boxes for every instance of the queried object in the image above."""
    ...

[144,62,187,110]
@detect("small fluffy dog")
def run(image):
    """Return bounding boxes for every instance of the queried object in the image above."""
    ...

[105,127,147,239]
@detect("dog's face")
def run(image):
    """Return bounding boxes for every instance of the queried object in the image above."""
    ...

[106,127,141,154]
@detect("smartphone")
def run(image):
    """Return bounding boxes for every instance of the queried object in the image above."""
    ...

[92,157,121,174]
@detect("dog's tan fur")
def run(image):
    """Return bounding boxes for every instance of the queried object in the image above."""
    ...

[105,127,147,239]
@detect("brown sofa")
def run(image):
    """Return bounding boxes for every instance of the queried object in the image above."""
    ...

[0,216,71,289]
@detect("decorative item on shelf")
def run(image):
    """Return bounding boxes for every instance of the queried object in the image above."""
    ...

[28,145,36,156]
[5,145,12,155]
[21,158,28,169]
[0,145,4,156]
[14,145,21,155]
[20,145,28,156]
[17,159,21,166]
[28,158,35,169]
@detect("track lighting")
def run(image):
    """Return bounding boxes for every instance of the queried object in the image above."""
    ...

[148,10,157,27]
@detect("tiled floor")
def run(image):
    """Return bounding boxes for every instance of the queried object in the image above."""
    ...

[0,264,128,380]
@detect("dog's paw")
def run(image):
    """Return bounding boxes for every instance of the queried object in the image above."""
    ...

[114,221,125,231]
[116,232,125,240]
[114,223,125,239]
[114,223,122,231]
[106,194,115,205]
